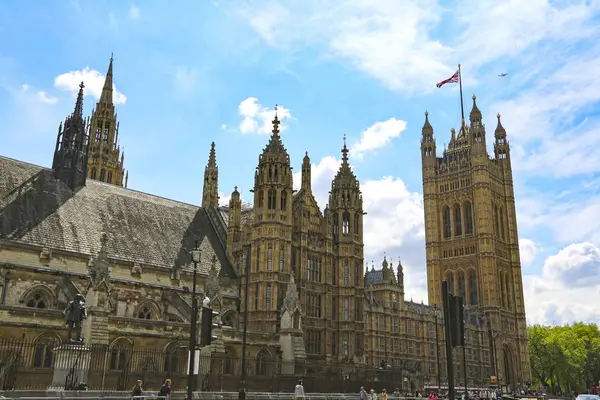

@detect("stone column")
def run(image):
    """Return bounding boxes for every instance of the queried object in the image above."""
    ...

[49,344,92,390]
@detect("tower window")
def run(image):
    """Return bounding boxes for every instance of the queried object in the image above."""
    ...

[354,213,359,235]
[469,269,478,305]
[354,262,359,286]
[100,169,106,182]
[342,212,350,234]
[267,189,276,210]
[344,264,349,286]
[333,214,339,236]
[505,273,511,310]
[267,245,273,271]
[458,270,466,301]
[281,190,287,210]
[254,283,259,311]
[454,204,462,236]
[279,247,284,271]
[266,283,272,310]
[445,270,455,295]
[464,202,474,235]
[256,246,260,273]
[258,190,264,208]
[107,171,113,184]
[442,206,451,238]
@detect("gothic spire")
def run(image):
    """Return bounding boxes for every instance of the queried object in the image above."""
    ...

[73,81,84,118]
[100,54,114,104]
[263,105,288,155]
[202,142,219,208]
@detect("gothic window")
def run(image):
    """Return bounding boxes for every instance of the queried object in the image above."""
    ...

[268,166,272,181]
[107,171,113,184]
[163,343,185,374]
[344,264,349,286]
[223,347,236,375]
[267,189,276,210]
[443,206,451,238]
[26,292,48,309]
[354,297,361,320]
[266,283,272,310]
[333,214,339,235]
[221,311,236,328]
[458,270,466,301]
[91,168,97,180]
[354,262,359,286]
[137,306,155,319]
[279,247,284,271]
[274,167,278,183]
[255,246,260,272]
[446,270,455,295]
[100,169,106,182]
[307,258,311,280]
[258,190,264,207]
[343,333,349,356]
[267,245,273,271]
[454,204,462,236]
[33,336,58,368]
[505,273,512,310]
[332,262,337,285]
[468,269,478,305]
[342,212,350,234]
[280,190,287,210]
[254,283,259,311]
[307,294,321,318]
[494,204,499,237]
[500,273,506,309]
[464,202,474,235]
[500,208,506,240]
[110,345,129,370]
[255,350,269,376]
[343,297,349,321]
[354,213,359,234]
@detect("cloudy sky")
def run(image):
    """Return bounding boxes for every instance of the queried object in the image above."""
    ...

[1,0,599,326]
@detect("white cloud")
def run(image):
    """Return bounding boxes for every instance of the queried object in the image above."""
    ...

[292,154,427,302]
[351,118,407,160]
[54,67,127,105]
[519,238,540,268]
[525,242,600,325]
[238,97,293,135]
[174,66,198,94]
[220,124,228,130]
[129,5,140,20]
[20,84,58,105]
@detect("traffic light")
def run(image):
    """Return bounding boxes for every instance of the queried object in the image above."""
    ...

[200,307,219,347]
[449,295,465,347]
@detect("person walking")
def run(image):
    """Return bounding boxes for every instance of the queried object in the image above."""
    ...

[295,379,305,400]
[158,379,172,400]
[131,380,143,399]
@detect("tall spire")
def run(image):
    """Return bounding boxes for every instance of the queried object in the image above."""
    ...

[73,82,85,118]
[264,104,287,154]
[100,54,114,104]
[202,142,219,208]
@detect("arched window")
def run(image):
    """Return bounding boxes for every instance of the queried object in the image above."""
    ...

[110,343,130,371]
[258,190,264,207]
[354,213,359,234]
[458,270,466,301]
[464,202,474,235]
[469,269,478,305]
[445,270,455,295]
[443,206,451,238]
[91,168,97,180]
[454,204,462,236]
[255,350,270,376]
[221,311,237,328]
[500,208,506,240]
[505,273,512,310]
[100,169,106,182]
[107,171,113,184]
[267,189,276,210]
[26,292,49,309]
[281,190,287,210]
[267,245,273,271]
[33,335,59,368]
[500,274,506,309]
[163,343,186,374]
[279,247,284,271]
[494,204,499,237]
[136,304,158,320]
[342,212,350,234]
[333,214,339,235]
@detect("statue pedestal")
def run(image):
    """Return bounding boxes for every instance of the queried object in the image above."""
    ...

[48,343,92,390]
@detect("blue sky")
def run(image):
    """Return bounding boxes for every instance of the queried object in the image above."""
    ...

[1,0,600,325]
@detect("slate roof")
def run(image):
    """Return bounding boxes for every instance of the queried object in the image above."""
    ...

[364,268,384,285]
[0,156,236,278]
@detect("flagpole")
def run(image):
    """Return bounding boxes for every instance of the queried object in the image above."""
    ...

[458,63,466,132]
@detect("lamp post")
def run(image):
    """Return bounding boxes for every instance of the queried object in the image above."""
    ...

[187,241,201,400]
[239,246,251,400]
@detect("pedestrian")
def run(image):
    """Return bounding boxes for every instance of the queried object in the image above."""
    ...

[131,380,143,399]
[370,389,377,400]
[295,379,305,400]
[381,389,388,400]
[158,378,172,400]
[360,386,368,400]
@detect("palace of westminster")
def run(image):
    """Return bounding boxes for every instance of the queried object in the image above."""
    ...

[0,57,530,392]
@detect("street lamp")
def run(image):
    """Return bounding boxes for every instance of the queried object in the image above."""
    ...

[433,304,441,391]
[187,241,201,400]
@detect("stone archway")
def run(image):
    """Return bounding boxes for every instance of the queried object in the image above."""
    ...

[502,345,517,391]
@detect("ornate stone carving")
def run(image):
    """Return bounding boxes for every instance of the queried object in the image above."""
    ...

[39,247,52,265]
[283,272,300,312]
[131,262,142,277]
[89,232,110,289]
[204,255,220,300]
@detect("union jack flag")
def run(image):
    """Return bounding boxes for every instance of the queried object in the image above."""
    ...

[436,70,459,88]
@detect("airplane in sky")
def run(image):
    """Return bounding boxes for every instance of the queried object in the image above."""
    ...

[498,73,508,77]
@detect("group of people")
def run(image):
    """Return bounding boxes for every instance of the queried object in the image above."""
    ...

[360,386,417,400]
[131,378,172,399]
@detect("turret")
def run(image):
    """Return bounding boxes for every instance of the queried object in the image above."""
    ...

[494,113,510,162]
[227,186,242,261]
[53,82,89,190]
[202,142,219,208]
[421,111,437,175]
[301,152,311,191]
[470,95,487,154]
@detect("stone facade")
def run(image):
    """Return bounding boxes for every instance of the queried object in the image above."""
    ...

[0,61,528,393]
[420,96,532,389]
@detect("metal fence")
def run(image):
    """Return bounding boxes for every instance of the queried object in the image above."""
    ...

[0,338,419,393]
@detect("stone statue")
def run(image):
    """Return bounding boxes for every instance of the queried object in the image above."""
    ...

[63,294,87,343]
